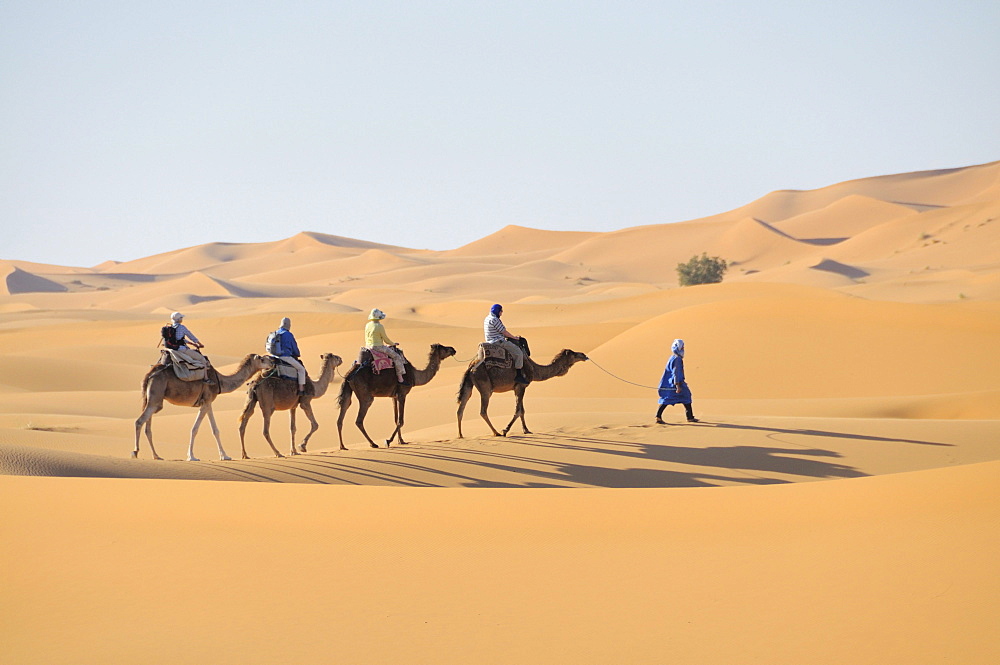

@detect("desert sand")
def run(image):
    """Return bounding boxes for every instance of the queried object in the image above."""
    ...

[2,161,999,663]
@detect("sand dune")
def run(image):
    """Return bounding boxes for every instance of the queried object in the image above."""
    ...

[2,161,999,664]
[2,461,997,663]
[244,248,428,285]
[731,161,1000,221]
[0,264,68,295]
[715,216,823,271]
[772,194,918,241]
[447,224,600,258]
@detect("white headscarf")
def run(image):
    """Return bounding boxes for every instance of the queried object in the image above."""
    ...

[671,339,685,357]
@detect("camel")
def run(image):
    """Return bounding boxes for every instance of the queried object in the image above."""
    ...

[134,353,275,461]
[236,353,343,459]
[456,348,589,438]
[336,343,457,449]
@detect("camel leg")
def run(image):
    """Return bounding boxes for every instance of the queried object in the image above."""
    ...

[354,395,381,449]
[478,390,502,437]
[387,394,407,446]
[187,406,209,461]
[299,401,319,453]
[134,405,163,460]
[503,386,531,436]
[288,406,298,456]
[386,399,400,445]
[238,407,254,460]
[336,391,352,451]
[238,393,258,460]
[206,407,231,461]
[261,407,284,458]
[456,392,469,439]
[144,419,161,459]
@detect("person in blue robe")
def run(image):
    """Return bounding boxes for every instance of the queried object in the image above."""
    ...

[656,339,699,424]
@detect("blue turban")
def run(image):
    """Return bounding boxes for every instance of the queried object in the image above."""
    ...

[490,304,503,316]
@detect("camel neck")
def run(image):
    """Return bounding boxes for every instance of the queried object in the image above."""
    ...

[217,356,261,393]
[311,359,337,397]
[528,356,577,382]
[410,354,443,387]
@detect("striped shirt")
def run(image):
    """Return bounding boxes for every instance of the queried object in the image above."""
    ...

[173,323,200,347]
[484,314,507,343]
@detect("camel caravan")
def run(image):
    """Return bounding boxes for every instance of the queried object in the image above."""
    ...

[134,306,590,461]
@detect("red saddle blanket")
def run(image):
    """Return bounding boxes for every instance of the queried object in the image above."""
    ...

[369,349,395,373]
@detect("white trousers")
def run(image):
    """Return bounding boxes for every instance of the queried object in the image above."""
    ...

[280,356,307,386]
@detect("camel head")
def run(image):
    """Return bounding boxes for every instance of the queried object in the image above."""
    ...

[558,349,589,364]
[254,354,276,371]
[430,343,458,360]
[319,352,344,369]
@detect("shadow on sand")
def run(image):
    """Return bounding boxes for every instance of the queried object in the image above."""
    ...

[214,415,950,487]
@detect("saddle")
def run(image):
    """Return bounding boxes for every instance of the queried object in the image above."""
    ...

[356,347,409,375]
[370,349,395,373]
[263,356,309,382]
[477,342,514,368]
[158,350,208,382]
[476,336,531,369]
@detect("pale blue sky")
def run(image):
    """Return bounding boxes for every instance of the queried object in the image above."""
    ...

[2,1,998,267]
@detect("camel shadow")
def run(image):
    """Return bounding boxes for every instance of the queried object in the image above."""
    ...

[693,421,953,447]
[223,445,785,488]
[365,447,786,488]
[214,418,951,487]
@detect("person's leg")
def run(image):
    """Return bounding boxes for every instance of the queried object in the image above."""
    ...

[380,346,406,382]
[502,340,528,383]
[283,356,307,392]
[502,340,524,369]
[655,403,668,423]
[684,403,699,423]
[175,347,206,368]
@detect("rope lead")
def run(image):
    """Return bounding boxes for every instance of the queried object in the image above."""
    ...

[586,358,660,390]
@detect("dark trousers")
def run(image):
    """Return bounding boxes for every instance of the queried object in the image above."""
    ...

[657,402,695,421]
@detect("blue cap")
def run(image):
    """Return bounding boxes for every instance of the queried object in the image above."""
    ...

[490,304,503,316]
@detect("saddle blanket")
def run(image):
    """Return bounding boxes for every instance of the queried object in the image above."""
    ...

[267,357,307,381]
[476,342,513,368]
[369,349,395,373]
[159,350,208,382]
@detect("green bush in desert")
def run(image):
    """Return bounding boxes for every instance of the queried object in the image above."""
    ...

[676,253,728,286]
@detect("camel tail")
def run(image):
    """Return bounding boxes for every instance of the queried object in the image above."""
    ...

[457,367,474,405]
[139,368,156,412]
[337,378,354,410]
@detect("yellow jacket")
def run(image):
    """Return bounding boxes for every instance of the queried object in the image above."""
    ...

[365,320,395,347]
